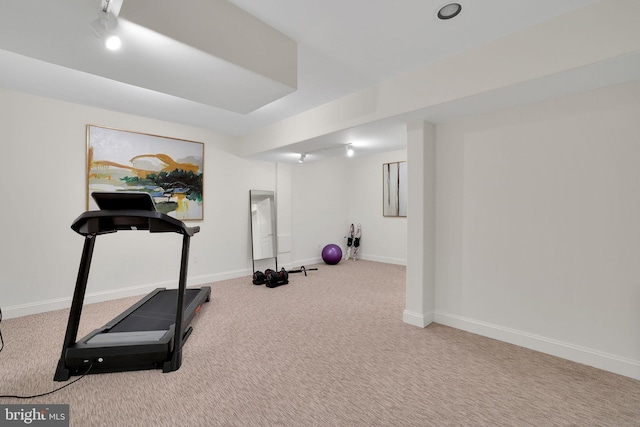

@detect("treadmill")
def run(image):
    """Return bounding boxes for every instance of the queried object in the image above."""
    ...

[54,192,211,381]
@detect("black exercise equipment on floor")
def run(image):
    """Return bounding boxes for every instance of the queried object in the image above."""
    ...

[288,266,318,276]
[54,192,210,381]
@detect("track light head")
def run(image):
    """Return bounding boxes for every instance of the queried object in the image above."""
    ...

[299,153,306,163]
[346,144,354,157]
[90,3,122,50]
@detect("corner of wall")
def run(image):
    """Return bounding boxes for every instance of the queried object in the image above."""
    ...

[403,310,434,328]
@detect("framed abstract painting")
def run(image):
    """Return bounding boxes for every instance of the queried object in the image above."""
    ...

[383,161,407,217]
[87,125,204,220]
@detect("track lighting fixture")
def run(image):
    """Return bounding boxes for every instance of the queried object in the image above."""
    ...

[295,143,356,163]
[346,144,354,157]
[90,0,123,50]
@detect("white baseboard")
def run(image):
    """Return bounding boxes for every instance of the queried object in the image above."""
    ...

[434,311,640,381]
[360,254,406,266]
[187,268,252,287]
[3,297,76,320]
[3,268,252,319]
[403,310,434,328]
[291,255,406,268]
[291,257,323,268]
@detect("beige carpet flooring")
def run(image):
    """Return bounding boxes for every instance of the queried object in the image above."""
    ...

[1,260,639,426]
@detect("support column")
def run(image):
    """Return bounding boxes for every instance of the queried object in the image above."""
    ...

[403,121,436,327]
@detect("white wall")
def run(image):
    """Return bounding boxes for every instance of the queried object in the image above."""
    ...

[290,157,350,264]
[434,80,640,379]
[289,150,408,266]
[0,88,276,318]
[345,149,407,265]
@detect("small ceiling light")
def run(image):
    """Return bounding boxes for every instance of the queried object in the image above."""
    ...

[437,3,462,20]
[346,145,354,157]
[298,153,306,163]
[90,0,123,50]
[105,34,122,50]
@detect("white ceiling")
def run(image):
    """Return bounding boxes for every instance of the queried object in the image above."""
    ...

[2,0,624,163]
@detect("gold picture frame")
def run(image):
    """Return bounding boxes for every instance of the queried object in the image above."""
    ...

[87,125,204,220]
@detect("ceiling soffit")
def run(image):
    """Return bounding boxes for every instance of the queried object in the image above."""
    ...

[0,0,297,114]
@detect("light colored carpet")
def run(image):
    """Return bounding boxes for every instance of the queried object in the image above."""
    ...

[1,260,639,426]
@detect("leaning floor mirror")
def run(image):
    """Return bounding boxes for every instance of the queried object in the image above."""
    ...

[250,190,277,272]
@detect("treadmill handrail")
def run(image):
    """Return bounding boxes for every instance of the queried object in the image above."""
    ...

[71,210,200,237]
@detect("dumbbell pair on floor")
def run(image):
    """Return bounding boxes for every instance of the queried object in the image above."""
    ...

[252,268,289,288]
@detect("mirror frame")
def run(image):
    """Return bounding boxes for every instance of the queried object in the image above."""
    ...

[249,190,277,272]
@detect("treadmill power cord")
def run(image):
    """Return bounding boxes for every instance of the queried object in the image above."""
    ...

[0,307,4,354]
[0,363,94,400]
[0,307,93,399]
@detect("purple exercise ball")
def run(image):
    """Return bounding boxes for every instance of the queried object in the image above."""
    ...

[322,244,342,265]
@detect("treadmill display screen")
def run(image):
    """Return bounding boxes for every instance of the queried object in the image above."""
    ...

[92,192,157,211]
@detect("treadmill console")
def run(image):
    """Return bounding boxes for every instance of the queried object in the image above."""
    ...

[92,191,157,211]
[71,192,198,236]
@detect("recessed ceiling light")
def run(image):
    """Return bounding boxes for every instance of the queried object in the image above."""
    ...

[437,3,462,20]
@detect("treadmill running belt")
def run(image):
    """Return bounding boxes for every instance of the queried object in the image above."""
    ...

[108,289,201,333]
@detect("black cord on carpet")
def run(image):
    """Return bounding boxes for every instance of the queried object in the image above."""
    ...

[0,307,4,354]
[0,309,92,399]
[0,363,93,399]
